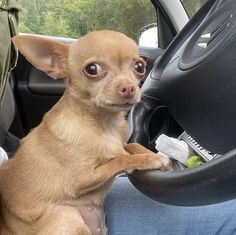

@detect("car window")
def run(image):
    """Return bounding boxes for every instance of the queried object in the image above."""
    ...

[17,0,157,43]
[180,0,208,18]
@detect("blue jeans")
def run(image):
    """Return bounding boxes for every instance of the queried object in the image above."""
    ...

[105,177,236,235]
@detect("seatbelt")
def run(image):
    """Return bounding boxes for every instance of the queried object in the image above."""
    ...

[0,128,6,147]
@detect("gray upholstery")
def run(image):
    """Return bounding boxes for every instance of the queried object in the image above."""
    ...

[0,82,19,157]
[0,82,15,132]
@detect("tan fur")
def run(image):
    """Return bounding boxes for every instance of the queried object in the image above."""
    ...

[0,30,171,235]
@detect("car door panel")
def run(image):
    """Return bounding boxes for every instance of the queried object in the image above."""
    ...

[28,69,65,96]
[12,52,62,134]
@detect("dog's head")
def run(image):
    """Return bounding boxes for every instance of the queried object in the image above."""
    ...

[12,31,146,112]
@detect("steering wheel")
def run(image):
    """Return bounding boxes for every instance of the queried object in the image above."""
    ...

[128,0,236,206]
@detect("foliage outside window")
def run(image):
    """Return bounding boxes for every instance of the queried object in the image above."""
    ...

[181,0,208,18]
[17,0,156,42]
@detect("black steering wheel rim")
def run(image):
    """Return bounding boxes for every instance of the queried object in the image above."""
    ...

[128,0,236,206]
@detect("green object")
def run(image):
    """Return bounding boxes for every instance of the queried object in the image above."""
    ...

[185,155,204,168]
[0,0,22,104]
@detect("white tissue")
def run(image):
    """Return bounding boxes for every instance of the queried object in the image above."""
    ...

[155,134,191,164]
[0,147,8,165]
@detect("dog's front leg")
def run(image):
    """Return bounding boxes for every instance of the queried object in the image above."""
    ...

[77,150,170,196]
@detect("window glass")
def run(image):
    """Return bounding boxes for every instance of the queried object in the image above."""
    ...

[180,0,208,18]
[17,0,157,42]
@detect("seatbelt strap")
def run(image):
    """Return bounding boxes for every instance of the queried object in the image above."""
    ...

[0,128,6,147]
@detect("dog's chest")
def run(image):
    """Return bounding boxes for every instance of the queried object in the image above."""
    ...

[48,108,127,160]
[79,120,126,160]
[100,118,126,155]
[101,131,124,156]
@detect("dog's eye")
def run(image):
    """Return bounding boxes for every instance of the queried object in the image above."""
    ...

[85,64,98,75]
[134,60,146,77]
[84,63,104,78]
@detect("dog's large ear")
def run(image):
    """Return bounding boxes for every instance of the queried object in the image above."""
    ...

[12,35,69,79]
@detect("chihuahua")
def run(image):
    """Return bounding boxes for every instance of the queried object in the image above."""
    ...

[0,30,171,235]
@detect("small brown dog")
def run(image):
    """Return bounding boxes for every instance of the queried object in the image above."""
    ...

[0,30,171,235]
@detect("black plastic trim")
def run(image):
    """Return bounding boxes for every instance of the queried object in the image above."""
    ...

[129,148,236,206]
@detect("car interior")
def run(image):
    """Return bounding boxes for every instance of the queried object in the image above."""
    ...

[1,0,236,211]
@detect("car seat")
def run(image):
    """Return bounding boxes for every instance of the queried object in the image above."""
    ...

[0,0,22,157]
[0,82,19,158]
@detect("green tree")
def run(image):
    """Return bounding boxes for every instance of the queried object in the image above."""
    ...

[18,0,65,34]
[112,0,156,40]
[181,0,207,18]
[40,11,70,37]
[64,0,156,40]
[18,0,157,41]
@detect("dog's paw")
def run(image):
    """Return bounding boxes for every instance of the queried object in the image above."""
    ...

[134,153,172,171]
[124,143,173,171]
[156,154,173,171]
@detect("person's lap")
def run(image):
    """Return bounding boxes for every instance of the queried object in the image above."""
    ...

[105,177,236,235]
